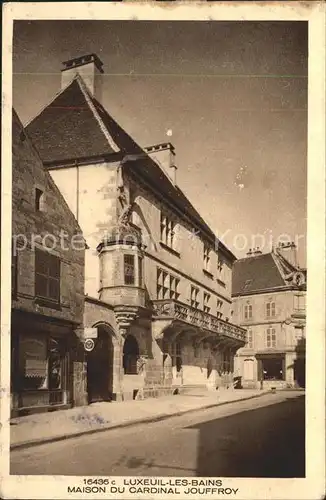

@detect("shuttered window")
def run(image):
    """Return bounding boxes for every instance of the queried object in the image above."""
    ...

[35,249,60,303]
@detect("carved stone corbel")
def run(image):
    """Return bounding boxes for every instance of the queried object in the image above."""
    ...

[114,305,138,337]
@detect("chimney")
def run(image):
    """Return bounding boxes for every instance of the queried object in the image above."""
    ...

[145,143,177,185]
[61,53,104,101]
[275,241,298,267]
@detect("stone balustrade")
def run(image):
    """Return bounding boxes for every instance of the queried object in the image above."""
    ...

[152,299,247,344]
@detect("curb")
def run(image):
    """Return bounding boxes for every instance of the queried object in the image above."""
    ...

[11,391,270,451]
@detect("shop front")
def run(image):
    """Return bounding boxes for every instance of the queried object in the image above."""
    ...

[11,311,78,416]
[256,352,287,389]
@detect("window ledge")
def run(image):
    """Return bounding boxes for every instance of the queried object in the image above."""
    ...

[159,241,180,258]
[203,269,214,279]
[35,297,62,311]
[216,278,226,288]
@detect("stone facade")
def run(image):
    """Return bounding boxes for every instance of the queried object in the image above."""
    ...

[11,109,87,415]
[25,54,246,404]
[232,249,306,389]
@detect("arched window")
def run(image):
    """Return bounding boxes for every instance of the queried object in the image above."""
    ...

[123,335,139,375]
[244,303,252,319]
[266,300,276,318]
[35,188,45,211]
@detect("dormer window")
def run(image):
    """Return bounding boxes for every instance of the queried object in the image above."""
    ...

[35,188,45,211]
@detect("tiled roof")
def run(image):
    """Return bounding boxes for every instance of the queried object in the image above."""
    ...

[26,75,236,261]
[232,253,286,296]
[26,76,145,163]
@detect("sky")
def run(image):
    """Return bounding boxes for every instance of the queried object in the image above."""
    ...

[12,20,308,266]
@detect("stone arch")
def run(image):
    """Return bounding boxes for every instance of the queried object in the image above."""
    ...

[123,334,140,375]
[86,322,115,403]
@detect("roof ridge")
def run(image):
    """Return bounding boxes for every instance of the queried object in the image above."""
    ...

[13,108,84,236]
[270,251,288,284]
[75,74,120,154]
[235,252,272,262]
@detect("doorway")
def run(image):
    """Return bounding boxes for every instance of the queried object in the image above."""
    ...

[123,335,139,375]
[87,327,113,403]
[294,358,305,388]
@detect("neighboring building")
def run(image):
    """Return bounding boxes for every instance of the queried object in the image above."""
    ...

[232,243,306,389]
[11,109,87,416]
[26,53,246,403]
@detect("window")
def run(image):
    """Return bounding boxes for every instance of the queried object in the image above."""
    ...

[244,303,252,319]
[216,299,223,318]
[18,336,65,391]
[190,286,200,309]
[157,268,180,300]
[247,329,253,348]
[294,326,304,341]
[243,279,252,291]
[169,275,180,300]
[266,301,276,318]
[217,258,227,284]
[35,188,44,211]
[138,256,143,288]
[203,243,211,272]
[294,294,306,311]
[203,292,211,313]
[35,249,60,303]
[124,254,135,285]
[160,213,175,249]
[261,357,284,381]
[266,327,276,348]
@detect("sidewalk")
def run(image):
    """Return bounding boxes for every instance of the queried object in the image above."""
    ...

[10,388,270,450]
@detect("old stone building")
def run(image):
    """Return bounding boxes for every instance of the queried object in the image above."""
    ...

[232,243,306,389]
[26,53,246,403]
[11,109,87,415]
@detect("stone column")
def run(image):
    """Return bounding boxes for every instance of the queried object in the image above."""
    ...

[111,332,125,401]
[285,352,295,387]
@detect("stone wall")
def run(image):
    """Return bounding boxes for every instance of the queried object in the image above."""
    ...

[126,174,233,319]
[49,161,119,298]
[12,110,85,326]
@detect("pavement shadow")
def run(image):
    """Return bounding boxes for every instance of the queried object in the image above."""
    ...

[185,395,305,478]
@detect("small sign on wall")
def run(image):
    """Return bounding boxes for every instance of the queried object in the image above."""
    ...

[84,339,95,352]
[74,327,98,339]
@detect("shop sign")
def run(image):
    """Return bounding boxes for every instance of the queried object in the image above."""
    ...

[75,327,98,339]
[84,338,95,352]
[84,328,98,339]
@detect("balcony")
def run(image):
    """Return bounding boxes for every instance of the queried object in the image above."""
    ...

[152,299,247,344]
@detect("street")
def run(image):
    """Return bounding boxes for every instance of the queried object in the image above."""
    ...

[10,391,305,477]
